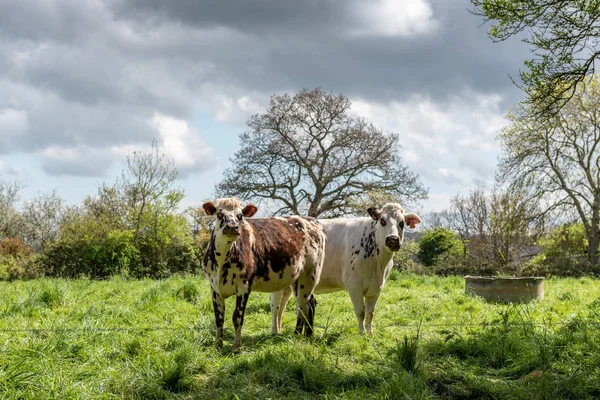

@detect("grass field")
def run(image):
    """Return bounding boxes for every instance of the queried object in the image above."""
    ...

[1,272,599,399]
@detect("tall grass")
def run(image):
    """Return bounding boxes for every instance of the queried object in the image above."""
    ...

[0,273,599,399]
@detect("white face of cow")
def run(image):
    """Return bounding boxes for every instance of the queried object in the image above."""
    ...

[202,199,258,240]
[367,204,422,253]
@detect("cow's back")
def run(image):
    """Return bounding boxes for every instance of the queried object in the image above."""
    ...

[228,216,325,293]
[316,218,374,293]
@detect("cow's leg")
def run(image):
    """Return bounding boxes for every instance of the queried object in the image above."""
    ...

[293,275,317,337]
[270,286,293,334]
[232,292,250,351]
[364,294,380,334]
[348,288,366,333]
[211,289,225,348]
[306,294,318,336]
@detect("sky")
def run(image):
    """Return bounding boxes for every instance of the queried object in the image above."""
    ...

[0,0,531,214]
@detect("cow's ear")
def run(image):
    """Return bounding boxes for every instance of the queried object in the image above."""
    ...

[202,202,217,216]
[404,213,422,229]
[367,207,381,220]
[242,204,258,218]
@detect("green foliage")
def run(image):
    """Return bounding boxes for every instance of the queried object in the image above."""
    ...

[0,238,41,280]
[393,240,426,273]
[538,223,588,258]
[395,332,420,374]
[471,0,600,115]
[524,223,600,277]
[418,228,465,267]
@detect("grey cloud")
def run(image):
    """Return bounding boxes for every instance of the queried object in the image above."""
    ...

[1,0,528,180]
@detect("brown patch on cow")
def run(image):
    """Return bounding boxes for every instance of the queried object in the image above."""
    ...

[228,218,306,281]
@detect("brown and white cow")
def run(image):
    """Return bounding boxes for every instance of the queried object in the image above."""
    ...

[202,198,326,351]
[270,203,421,334]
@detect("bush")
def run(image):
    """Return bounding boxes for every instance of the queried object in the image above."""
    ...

[394,240,426,273]
[522,254,599,277]
[537,223,588,259]
[418,228,465,267]
[0,253,42,280]
[521,223,599,277]
[0,237,32,258]
[42,212,202,279]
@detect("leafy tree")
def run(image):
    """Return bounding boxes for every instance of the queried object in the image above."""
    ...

[499,76,600,265]
[418,227,465,267]
[538,223,588,259]
[471,0,600,115]
[218,88,427,217]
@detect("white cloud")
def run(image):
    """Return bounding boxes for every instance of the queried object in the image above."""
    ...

[148,113,219,176]
[200,88,265,126]
[438,168,472,186]
[350,91,507,209]
[0,108,28,137]
[350,0,439,37]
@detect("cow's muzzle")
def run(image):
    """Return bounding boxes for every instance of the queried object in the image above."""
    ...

[385,235,401,251]
[222,224,240,237]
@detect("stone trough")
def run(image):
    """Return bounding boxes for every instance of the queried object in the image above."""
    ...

[464,276,545,303]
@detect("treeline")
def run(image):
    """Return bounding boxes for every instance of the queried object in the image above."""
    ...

[2,82,600,280]
[396,185,597,277]
[0,143,210,280]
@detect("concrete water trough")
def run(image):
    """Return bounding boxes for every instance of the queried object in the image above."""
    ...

[464,276,545,303]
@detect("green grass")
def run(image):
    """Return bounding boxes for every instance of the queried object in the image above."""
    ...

[1,271,599,399]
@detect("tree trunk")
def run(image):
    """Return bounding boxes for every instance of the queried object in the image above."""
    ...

[587,210,600,266]
[588,233,599,266]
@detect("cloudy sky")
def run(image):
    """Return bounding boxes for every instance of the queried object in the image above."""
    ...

[0,0,530,213]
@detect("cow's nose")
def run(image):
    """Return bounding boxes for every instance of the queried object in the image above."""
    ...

[223,224,240,236]
[385,235,401,250]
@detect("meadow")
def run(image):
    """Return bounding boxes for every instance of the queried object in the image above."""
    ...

[1,272,599,399]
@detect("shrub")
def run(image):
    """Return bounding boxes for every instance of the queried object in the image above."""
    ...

[394,240,426,273]
[418,228,465,267]
[42,212,202,279]
[522,223,599,277]
[0,253,42,280]
[0,237,32,258]
[537,223,588,259]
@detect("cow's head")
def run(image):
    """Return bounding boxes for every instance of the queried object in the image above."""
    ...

[202,198,258,240]
[367,203,421,252]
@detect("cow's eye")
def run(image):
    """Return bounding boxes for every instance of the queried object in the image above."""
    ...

[399,220,405,229]
[237,213,243,220]
[217,211,223,219]
[380,219,387,226]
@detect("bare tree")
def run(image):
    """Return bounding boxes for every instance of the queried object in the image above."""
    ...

[21,190,65,251]
[499,76,600,265]
[217,88,428,217]
[0,178,24,239]
[444,184,544,270]
[120,140,181,235]
[184,204,213,242]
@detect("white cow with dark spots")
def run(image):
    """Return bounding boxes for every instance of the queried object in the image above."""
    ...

[202,197,326,351]
[271,203,421,334]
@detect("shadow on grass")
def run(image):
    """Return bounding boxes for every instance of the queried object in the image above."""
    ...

[197,347,382,399]
[422,306,600,399]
